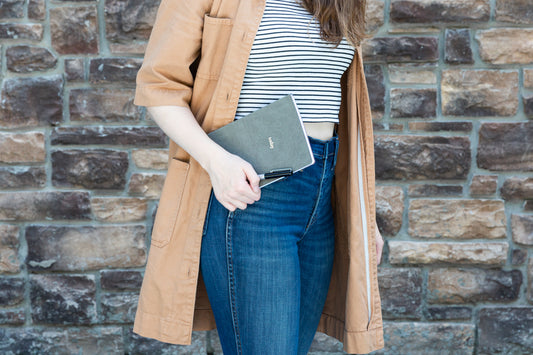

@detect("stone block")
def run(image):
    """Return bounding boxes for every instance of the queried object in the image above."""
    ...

[91,197,148,222]
[408,184,462,197]
[28,0,45,20]
[496,0,533,24]
[501,177,533,201]
[445,29,474,64]
[0,0,24,18]
[104,0,160,45]
[26,225,146,271]
[52,126,165,146]
[89,57,142,84]
[50,6,98,54]
[0,225,20,274]
[100,292,138,323]
[100,270,143,291]
[0,23,43,40]
[364,64,385,115]
[378,268,423,319]
[476,28,533,64]
[6,45,57,72]
[375,186,403,236]
[365,0,385,33]
[375,135,470,180]
[30,274,97,324]
[425,306,472,321]
[525,95,533,119]
[0,191,91,221]
[442,70,519,116]
[0,166,46,188]
[409,199,506,239]
[64,58,84,81]
[390,0,490,23]
[428,268,522,304]
[126,327,207,354]
[51,149,129,189]
[128,173,165,198]
[69,88,141,122]
[470,175,498,196]
[478,122,533,171]
[0,308,25,325]
[478,308,533,354]
[363,36,438,62]
[0,132,45,163]
[390,88,436,118]
[511,214,533,245]
[408,121,472,132]
[0,277,25,306]
[0,75,63,128]
[389,241,508,265]
[388,63,437,84]
[528,258,533,303]
[132,149,169,170]
[511,249,527,265]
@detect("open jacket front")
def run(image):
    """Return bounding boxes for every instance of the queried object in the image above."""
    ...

[132,0,384,353]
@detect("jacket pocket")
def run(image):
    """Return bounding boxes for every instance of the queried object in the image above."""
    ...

[196,14,234,79]
[150,158,190,248]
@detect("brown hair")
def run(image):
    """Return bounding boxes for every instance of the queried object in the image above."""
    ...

[296,0,368,47]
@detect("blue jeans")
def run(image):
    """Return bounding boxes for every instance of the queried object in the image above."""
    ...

[200,133,339,355]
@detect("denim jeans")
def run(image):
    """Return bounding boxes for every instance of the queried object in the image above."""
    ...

[200,133,339,355]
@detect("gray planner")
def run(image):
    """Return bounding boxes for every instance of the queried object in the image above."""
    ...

[208,94,315,188]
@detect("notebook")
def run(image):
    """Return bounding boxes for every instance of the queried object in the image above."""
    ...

[207,94,315,188]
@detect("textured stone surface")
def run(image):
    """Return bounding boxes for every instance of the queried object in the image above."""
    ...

[375,186,403,236]
[477,122,533,171]
[0,191,90,221]
[428,268,522,304]
[496,0,533,24]
[52,149,129,189]
[30,274,97,324]
[388,63,437,84]
[6,45,57,72]
[470,175,498,196]
[26,225,146,271]
[526,95,533,119]
[0,75,63,128]
[374,135,470,180]
[128,173,165,198]
[389,241,508,265]
[442,70,519,116]
[409,199,506,239]
[478,308,533,354]
[511,249,527,265]
[104,0,160,46]
[390,88,436,118]
[101,293,138,323]
[28,0,45,20]
[0,132,45,163]
[408,184,462,197]
[476,29,533,64]
[529,258,533,303]
[0,166,46,188]
[0,225,20,274]
[51,126,165,146]
[378,268,422,319]
[127,327,207,354]
[426,306,472,321]
[390,0,490,23]
[100,270,143,291]
[64,58,84,81]
[132,149,169,170]
[511,214,533,245]
[0,277,24,306]
[91,197,148,222]
[89,57,142,84]
[0,23,43,40]
[375,322,475,355]
[365,0,385,33]
[364,64,385,116]
[69,88,141,122]
[0,0,24,18]
[408,121,472,132]
[445,29,474,64]
[500,177,533,200]
[525,68,533,89]
[50,6,98,54]
[0,308,25,325]
[363,36,439,62]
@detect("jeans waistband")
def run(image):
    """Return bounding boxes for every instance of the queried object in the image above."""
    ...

[307,132,339,159]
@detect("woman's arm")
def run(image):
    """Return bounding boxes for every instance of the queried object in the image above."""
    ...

[148,105,261,211]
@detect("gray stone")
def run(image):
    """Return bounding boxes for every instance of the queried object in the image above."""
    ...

[390,88,436,118]
[101,270,143,291]
[408,184,463,197]
[0,277,25,306]
[6,45,57,73]
[511,214,533,245]
[0,308,25,325]
[51,126,165,146]
[500,177,533,200]
[363,36,439,62]
[445,29,474,64]
[28,0,45,20]
[89,57,143,84]
[101,292,138,323]
[390,0,490,23]
[496,0,533,24]
[375,186,403,236]
[69,88,141,122]
[126,327,207,354]
[426,306,472,321]
[511,249,527,265]
[0,166,46,188]
[364,64,385,115]
[0,225,20,273]
[378,268,423,319]
[470,174,498,196]
[64,58,84,81]
[0,23,43,40]
[0,0,24,18]
[408,121,472,132]
[478,307,533,354]
[50,6,98,54]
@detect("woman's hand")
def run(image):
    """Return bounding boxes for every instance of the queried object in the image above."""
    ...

[205,150,261,212]
[375,222,384,265]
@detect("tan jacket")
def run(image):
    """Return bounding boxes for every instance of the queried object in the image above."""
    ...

[132,0,384,353]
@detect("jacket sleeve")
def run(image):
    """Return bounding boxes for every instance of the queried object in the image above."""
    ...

[133,0,213,107]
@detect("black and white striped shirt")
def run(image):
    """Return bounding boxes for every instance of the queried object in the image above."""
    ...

[234,0,355,123]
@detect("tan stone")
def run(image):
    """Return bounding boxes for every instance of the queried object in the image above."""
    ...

[388,63,437,84]
[511,214,533,245]
[131,149,169,170]
[525,68,533,89]
[109,42,147,55]
[408,199,506,239]
[442,69,519,116]
[0,224,20,273]
[375,186,404,236]
[0,132,45,163]
[91,197,148,222]
[528,258,533,304]
[389,241,508,265]
[128,173,165,199]
[366,0,385,34]
[476,28,533,64]
[470,175,498,196]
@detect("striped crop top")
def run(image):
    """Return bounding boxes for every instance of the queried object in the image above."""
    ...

[234,0,355,123]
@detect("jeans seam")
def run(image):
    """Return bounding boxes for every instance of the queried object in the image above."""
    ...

[301,158,328,239]
[225,210,242,355]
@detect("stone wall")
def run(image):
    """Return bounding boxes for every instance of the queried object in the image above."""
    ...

[0,0,532,354]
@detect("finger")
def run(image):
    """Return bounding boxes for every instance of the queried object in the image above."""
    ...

[242,164,261,194]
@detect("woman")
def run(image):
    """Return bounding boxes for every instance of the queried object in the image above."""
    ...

[132,0,385,354]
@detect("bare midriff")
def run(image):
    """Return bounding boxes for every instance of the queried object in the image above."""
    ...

[303,121,336,141]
